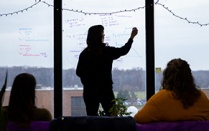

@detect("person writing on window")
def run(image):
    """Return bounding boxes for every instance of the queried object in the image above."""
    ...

[134,58,209,123]
[76,25,138,116]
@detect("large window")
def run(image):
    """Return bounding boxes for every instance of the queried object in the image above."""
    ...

[4,0,208,118]
[0,0,54,117]
[62,0,146,115]
[71,96,86,116]
[155,0,209,94]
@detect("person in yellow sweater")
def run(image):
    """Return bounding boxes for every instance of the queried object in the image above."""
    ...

[134,58,209,124]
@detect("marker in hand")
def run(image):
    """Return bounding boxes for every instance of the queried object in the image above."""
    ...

[131,27,138,39]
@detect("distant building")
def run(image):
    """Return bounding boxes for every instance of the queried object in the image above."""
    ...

[3,87,85,118]
[3,88,209,118]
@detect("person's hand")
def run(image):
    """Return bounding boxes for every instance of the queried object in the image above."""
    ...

[130,27,138,39]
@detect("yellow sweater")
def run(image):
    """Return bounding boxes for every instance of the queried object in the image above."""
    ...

[134,89,209,124]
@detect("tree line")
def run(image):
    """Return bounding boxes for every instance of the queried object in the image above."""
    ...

[0,67,209,91]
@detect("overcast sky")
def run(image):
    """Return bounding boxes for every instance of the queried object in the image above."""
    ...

[0,0,209,71]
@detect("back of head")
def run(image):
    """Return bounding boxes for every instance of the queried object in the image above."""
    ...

[86,25,104,47]
[161,58,200,108]
[8,73,36,127]
[162,58,194,90]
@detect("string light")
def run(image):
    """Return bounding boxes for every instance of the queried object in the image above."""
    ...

[62,6,145,15]
[0,1,53,17]
[0,0,209,26]
[155,1,209,27]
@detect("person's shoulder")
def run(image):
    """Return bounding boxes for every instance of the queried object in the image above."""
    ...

[34,108,52,120]
[199,89,206,94]
[199,90,209,98]
[80,48,87,54]
[150,89,171,100]
[35,108,51,114]
[155,89,170,95]
[105,45,117,52]
[2,106,8,113]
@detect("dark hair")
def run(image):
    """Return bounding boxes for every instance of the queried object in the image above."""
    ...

[161,58,201,108]
[8,73,36,127]
[86,25,104,47]
[86,25,105,56]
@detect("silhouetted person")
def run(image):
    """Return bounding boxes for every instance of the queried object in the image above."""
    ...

[134,58,209,123]
[3,73,52,128]
[0,71,7,131]
[76,25,138,116]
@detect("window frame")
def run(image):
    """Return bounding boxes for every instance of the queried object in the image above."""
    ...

[53,0,155,118]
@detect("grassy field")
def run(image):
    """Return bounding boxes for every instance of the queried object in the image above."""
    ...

[114,91,146,99]
[135,91,146,99]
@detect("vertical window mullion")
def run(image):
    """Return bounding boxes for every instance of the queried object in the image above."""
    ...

[145,0,155,100]
[54,0,63,118]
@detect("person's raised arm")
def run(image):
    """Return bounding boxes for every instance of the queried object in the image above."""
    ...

[130,27,138,40]
[108,27,138,60]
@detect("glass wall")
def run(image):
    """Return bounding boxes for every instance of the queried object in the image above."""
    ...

[3,0,208,118]
[0,0,54,117]
[155,0,209,95]
[62,0,146,116]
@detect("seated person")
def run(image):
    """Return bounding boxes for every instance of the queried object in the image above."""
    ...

[3,73,52,128]
[134,58,209,123]
[0,71,7,130]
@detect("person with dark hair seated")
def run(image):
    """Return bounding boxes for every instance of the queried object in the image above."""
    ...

[134,58,209,123]
[3,73,52,128]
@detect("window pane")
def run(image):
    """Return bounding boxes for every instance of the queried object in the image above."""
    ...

[155,0,209,94]
[62,0,146,116]
[0,0,54,117]
[71,96,86,116]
